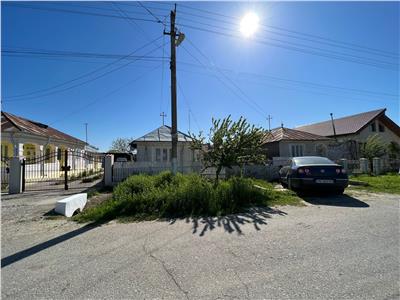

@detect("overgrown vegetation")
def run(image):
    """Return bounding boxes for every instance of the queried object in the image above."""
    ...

[361,134,387,169]
[74,172,302,223]
[350,173,400,194]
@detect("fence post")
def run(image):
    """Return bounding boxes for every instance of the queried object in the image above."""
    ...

[9,157,23,194]
[372,157,381,175]
[359,158,369,174]
[339,158,348,172]
[104,154,114,187]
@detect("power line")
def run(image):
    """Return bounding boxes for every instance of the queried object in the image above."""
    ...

[49,64,162,125]
[177,23,397,71]
[137,1,165,25]
[177,82,201,133]
[2,49,166,61]
[3,43,164,102]
[175,60,398,98]
[177,15,398,64]
[3,36,164,100]
[180,44,267,118]
[4,3,160,24]
[178,3,398,58]
[185,38,268,115]
[176,64,395,105]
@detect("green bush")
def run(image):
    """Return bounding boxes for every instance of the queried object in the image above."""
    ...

[75,172,301,223]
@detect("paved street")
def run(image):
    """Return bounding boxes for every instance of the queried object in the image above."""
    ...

[1,190,399,299]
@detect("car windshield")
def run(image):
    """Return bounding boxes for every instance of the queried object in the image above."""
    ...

[293,157,335,166]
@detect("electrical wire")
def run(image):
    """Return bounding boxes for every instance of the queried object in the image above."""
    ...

[177,3,398,58]
[49,63,162,125]
[3,36,164,100]
[3,43,164,102]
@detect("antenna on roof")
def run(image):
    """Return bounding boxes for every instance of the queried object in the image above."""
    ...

[330,113,337,141]
[160,112,167,126]
[267,115,272,132]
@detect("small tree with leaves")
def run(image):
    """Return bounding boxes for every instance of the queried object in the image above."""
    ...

[361,134,387,170]
[190,116,266,182]
[387,141,400,159]
[109,137,133,153]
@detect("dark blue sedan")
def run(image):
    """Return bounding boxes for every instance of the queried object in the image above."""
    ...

[279,156,348,194]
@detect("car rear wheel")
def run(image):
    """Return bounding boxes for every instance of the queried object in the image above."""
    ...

[334,188,345,195]
[280,178,288,188]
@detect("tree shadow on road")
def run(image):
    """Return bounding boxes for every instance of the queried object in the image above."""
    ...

[299,192,369,208]
[167,206,287,237]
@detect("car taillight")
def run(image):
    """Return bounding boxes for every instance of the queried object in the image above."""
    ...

[298,168,304,174]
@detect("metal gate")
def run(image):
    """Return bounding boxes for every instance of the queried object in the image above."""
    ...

[22,149,105,192]
[1,157,10,193]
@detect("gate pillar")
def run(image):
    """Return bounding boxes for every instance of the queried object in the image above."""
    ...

[104,154,114,187]
[9,157,23,194]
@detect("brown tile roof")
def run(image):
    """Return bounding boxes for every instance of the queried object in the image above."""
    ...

[263,127,331,143]
[295,109,386,137]
[1,111,86,145]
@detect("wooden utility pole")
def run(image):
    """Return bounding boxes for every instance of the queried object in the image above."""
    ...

[164,5,184,174]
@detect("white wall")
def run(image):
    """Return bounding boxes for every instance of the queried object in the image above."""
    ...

[135,141,199,166]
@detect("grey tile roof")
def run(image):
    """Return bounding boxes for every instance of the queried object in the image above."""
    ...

[295,109,386,137]
[263,127,331,143]
[131,125,192,143]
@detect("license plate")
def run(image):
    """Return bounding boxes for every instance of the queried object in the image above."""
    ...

[316,179,334,184]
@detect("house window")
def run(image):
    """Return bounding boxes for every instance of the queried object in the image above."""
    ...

[155,148,161,162]
[370,123,376,132]
[162,149,168,162]
[379,124,385,132]
[290,144,304,157]
[169,149,172,161]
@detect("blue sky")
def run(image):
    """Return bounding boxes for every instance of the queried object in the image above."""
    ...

[2,1,399,151]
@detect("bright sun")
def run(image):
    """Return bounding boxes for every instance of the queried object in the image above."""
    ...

[240,12,259,38]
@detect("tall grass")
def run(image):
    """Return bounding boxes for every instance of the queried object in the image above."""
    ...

[74,172,301,223]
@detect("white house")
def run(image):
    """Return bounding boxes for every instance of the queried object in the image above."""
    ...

[129,125,201,171]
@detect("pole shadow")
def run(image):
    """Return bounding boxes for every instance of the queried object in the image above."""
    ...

[1,223,99,268]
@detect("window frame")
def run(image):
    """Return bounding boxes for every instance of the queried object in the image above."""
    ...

[289,144,304,157]
[155,148,161,162]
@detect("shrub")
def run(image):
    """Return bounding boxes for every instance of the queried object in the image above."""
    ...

[75,172,300,223]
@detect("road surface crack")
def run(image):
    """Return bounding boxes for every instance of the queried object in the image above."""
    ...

[142,237,189,300]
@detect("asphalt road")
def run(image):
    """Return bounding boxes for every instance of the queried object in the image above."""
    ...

[1,190,399,299]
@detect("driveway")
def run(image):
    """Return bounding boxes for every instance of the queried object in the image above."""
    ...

[1,190,399,299]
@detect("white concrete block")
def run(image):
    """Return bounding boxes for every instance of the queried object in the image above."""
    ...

[55,193,87,217]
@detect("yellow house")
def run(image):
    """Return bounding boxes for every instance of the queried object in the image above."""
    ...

[1,111,87,160]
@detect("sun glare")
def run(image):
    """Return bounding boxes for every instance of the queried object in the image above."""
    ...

[240,12,259,38]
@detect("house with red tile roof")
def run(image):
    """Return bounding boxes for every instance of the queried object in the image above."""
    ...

[262,126,332,158]
[295,108,400,158]
[1,111,87,160]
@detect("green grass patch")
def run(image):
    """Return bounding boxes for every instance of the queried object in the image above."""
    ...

[74,172,302,223]
[349,173,400,194]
